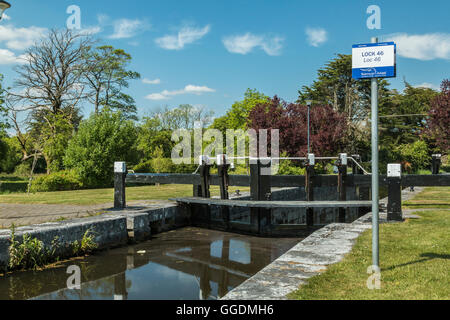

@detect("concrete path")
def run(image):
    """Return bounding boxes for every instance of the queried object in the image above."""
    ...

[0,200,175,229]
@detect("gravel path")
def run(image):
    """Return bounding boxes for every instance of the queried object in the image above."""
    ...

[0,200,175,228]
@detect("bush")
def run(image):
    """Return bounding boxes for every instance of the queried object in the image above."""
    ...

[64,110,138,188]
[133,160,153,173]
[396,140,430,173]
[71,229,98,256]
[0,181,28,194]
[173,162,199,174]
[13,162,32,176]
[0,137,23,174]
[133,158,176,173]
[30,170,83,193]
[9,231,47,271]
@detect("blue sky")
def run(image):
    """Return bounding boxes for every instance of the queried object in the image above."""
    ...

[1,0,449,119]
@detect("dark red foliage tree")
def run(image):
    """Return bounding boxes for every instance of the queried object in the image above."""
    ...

[427,79,450,153]
[248,96,348,157]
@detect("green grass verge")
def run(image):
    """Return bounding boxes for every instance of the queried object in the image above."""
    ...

[289,187,450,300]
[404,187,450,209]
[0,185,249,205]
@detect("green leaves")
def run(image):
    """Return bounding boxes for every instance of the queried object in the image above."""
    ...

[297,54,390,121]
[64,110,138,187]
[83,45,141,118]
[212,89,269,131]
[396,140,430,173]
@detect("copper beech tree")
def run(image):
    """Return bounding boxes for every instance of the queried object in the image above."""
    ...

[427,79,450,152]
[248,96,348,158]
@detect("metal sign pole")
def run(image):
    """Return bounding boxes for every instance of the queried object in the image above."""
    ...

[371,37,380,269]
[306,100,312,154]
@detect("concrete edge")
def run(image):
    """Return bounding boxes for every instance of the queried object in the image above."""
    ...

[0,203,182,271]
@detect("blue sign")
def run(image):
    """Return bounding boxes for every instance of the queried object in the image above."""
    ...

[352,42,396,79]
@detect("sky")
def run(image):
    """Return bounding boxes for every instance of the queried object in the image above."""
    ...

[0,0,449,119]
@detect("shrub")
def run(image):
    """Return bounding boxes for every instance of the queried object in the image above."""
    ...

[30,170,83,193]
[0,137,23,174]
[278,159,306,175]
[133,158,176,174]
[64,110,138,188]
[71,230,98,256]
[0,181,28,194]
[396,140,430,173]
[173,162,199,174]
[13,162,32,176]
[9,233,46,270]
[133,160,153,173]
[8,225,55,271]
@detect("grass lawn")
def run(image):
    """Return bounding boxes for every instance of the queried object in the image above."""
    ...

[404,187,450,208]
[289,187,450,300]
[0,184,249,205]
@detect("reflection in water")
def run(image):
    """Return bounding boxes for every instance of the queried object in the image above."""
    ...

[0,227,301,300]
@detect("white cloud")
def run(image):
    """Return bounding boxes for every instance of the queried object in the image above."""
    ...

[222,33,284,56]
[143,78,161,85]
[109,18,150,39]
[97,14,110,25]
[155,25,210,50]
[145,93,169,101]
[384,33,450,60]
[77,26,102,36]
[145,85,216,100]
[0,25,47,50]
[0,49,26,65]
[2,14,11,21]
[305,27,328,47]
[414,82,440,90]
[183,85,215,94]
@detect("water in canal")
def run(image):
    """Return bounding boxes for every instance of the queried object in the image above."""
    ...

[0,227,301,300]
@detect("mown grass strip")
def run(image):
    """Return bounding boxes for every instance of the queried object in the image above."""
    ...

[289,187,450,300]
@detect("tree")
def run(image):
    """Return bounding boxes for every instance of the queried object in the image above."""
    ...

[0,74,8,168]
[211,89,269,131]
[380,82,438,146]
[427,79,450,153]
[377,81,439,167]
[297,54,393,156]
[297,54,390,122]
[136,117,173,159]
[7,29,91,172]
[64,110,138,187]
[30,111,74,172]
[82,45,140,118]
[249,96,348,157]
[0,74,8,133]
[12,29,89,115]
[151,104,214,131]
[0,136,24,173]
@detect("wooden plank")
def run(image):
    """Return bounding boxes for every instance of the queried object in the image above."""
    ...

[126,173,251,186]
[126,173,201,185]
[171,197,373,208]
[127,173,449,188]
[402,174,450,187]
